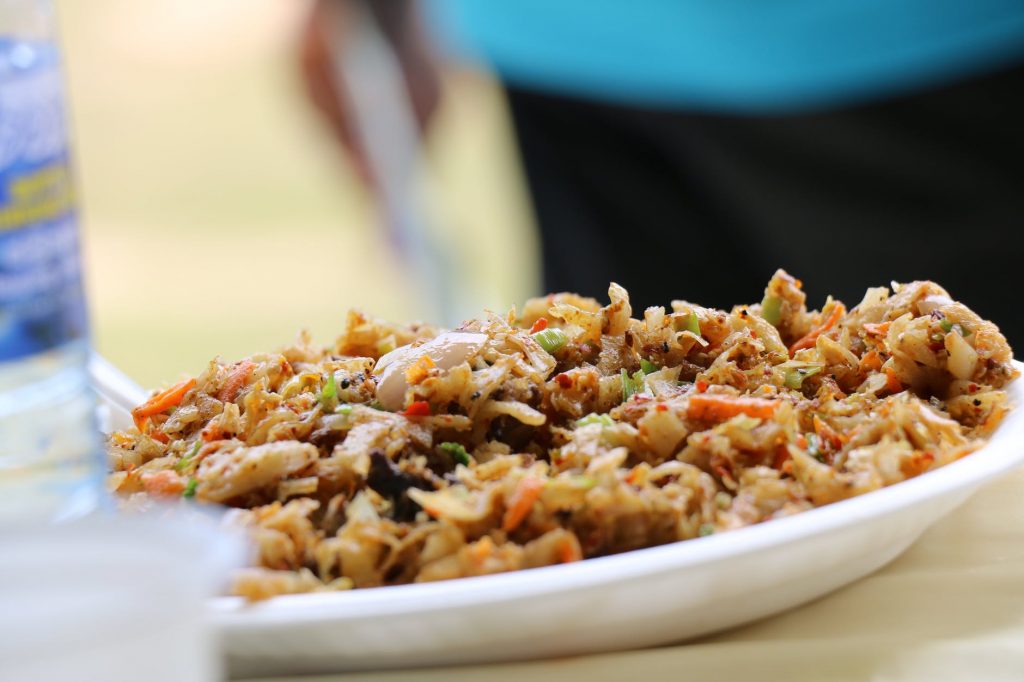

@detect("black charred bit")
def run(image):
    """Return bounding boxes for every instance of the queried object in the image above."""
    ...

[366,450,434,522]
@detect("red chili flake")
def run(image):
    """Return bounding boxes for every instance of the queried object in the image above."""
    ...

[655,403,668,412]
[696,380,709,393]
[529,318,548,334]
[401,401,431,417]
[555,373,573,389]
[968,383,979,394]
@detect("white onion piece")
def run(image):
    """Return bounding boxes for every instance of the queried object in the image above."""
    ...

[373,332,487,411]
[477,399,547,426]
[944,329,978,380]
[374,344,410,375]
[917,294,954,315]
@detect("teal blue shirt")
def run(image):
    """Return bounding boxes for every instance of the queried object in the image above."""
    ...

[428,0,1024,112]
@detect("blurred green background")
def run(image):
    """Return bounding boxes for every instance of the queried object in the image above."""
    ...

[56,0,537,388]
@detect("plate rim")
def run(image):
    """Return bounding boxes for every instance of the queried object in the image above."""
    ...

[209,363,1024,626]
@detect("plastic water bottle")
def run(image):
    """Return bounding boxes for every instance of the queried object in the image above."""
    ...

[0,0,102,522]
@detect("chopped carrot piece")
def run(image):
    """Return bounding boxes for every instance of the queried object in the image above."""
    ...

[859,350,883,373]
[502,476,544,532]
[863,322,891,337]
[132,378,196,431]
[687,394,780,422]
[813,415,846,449]
[789,302,847,354]
[529,317,548,334]
[201,423,224,442]
[218,360,255,403]
[695,380,709,393]
[404,355,436,385]
[141,470,185,497]
[885,367,903,393]
[772,444,791,470]
[149,430,170,444]
[558,535,583,563]
[901,451,935,478]
[468,537,496,567]
[401,401,431,417]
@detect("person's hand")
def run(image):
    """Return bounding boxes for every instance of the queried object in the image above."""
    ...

[299,0,442,187]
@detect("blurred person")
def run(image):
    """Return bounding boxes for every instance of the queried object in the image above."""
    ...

[301,0,1024,343]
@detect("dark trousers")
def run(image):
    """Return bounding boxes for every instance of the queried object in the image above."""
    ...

[506,63,1024,346]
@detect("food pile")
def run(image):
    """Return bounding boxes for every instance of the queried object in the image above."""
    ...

[107,271,1017,598]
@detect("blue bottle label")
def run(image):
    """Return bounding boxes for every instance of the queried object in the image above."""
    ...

[0,40,87,361]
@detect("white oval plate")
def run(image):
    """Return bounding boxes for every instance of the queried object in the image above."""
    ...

[93,358,1024,677]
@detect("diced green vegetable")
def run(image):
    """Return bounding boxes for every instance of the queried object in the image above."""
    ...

[761,296,783,327]
[532,328,568,355]
[640,359,659,375]
[672,313,702,336]
[182,478,198,499]
[439,441,472,466]
[621,368,646,402]
[335,404,353,415]
[568,475,597,489]
[621,368,635,401]
[318,371,338,409]
[698,523,715,537]
[938,318,971,337]
[783,364,824,390]
[714,491,732,510]
[173,441,201,473]
[806,433,825,463]
[576,413,614,427]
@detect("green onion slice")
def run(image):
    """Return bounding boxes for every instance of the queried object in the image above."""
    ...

[439,441,472,466]
[318,371,338,408]
[576,413,614,427]
[761,296,783,327]
[173,441,202,473]
[640,359,659,375]
[532,328,568,355]
[621,368,646,402]
[783,364,824,389]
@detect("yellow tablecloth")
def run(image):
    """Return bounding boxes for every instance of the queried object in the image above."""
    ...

[258,468,1024,682]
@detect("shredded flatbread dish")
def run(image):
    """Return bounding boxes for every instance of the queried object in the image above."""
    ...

[107,270,1017,599]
